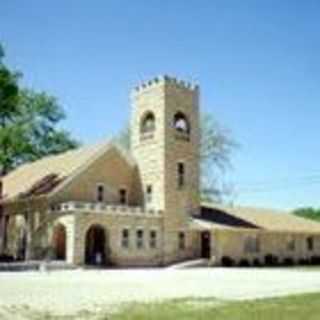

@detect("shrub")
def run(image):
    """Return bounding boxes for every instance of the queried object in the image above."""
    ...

[298,258,309,265]
[221,256,234,267]
[0,254,14,263]
[265,254,278,266]
[252,258,261,267]
[238,259,250,267]
[283,257,294,266]
[310,256,320,265]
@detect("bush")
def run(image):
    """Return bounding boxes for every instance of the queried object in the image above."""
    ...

[283,257,294,266]
[298,258,310,265]
[238,259,250,267]
[0,254,14,263]
[310,256,320,265]
[265,254,278,266]
[252,258,261,267]
[221,256,235,267]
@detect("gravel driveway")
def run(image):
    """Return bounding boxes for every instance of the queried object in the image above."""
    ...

[0,268,320,315]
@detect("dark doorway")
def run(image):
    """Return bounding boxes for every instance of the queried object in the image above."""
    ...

[201,231,211,258]
[85,225,106,265]
[53,224,66,260]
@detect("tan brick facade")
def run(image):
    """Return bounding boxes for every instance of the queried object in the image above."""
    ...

[3,75,320,268]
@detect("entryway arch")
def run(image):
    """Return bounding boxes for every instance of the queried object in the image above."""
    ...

[53,223,67,260]
[85,224,107,265]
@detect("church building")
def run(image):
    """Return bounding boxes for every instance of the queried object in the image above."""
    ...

[1,76,320,267]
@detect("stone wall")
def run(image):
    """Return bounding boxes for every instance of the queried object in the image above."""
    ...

[53,147,137,206]
[131,76,201,264]
[212,229,320,265]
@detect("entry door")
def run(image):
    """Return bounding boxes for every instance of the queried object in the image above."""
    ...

[201,231,211,258]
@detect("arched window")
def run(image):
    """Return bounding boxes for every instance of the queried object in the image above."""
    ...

[173,112,190,136]
[140,112,156,134]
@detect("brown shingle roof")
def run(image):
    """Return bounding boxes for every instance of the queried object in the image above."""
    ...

[201,203,320,233]
[1,141,120,202]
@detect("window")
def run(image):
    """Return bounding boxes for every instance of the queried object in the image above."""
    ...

[3,215,9,250]
[178,232,186,250]
[307,237,314,251]
[146,185,153,203]
[136,229,144,249]
[119,189,127,205]
[177,162,185,189]
[287,236,295,251]
[244,236,260,253]
[149,230,157,249]
[140,112,156,134]
[121,228,130,249]
[173,112,190,135]
[96,184,105,202]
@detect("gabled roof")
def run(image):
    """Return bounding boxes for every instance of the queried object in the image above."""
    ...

[201,203,320,233]
[1,141,135,203]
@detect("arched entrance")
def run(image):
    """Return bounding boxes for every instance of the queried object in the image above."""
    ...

[85,225,106,265]
[53,224,66,260]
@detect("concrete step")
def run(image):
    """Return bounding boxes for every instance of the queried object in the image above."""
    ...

[167,258,209,269]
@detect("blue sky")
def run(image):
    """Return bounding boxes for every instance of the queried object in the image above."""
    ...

[1,0,320,209]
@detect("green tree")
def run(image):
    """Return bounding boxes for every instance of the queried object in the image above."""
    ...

[293,207,320,222]
[113,112,237,203]
[0,44,79,174]
[0,44,21,174]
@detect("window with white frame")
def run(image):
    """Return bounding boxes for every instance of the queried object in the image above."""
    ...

[149,230,157,249]
[244,236,260,253]
[121,228,130,249]
[136,229,144,249]
[96,184,105,202]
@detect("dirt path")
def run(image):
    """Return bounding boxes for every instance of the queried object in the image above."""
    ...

[0,268,319,315]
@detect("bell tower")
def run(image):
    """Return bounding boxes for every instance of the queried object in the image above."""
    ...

[131,75,200,228]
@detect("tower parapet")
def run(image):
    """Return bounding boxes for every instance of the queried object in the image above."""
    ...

[132,75,199,95]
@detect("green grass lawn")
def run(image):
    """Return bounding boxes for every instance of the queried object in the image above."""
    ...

[2,293,320,320]
[111,293,320,320]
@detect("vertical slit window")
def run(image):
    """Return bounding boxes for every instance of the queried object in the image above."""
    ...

[96,184,105,203]
[119,189,127,205]
[177,162,185,189]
